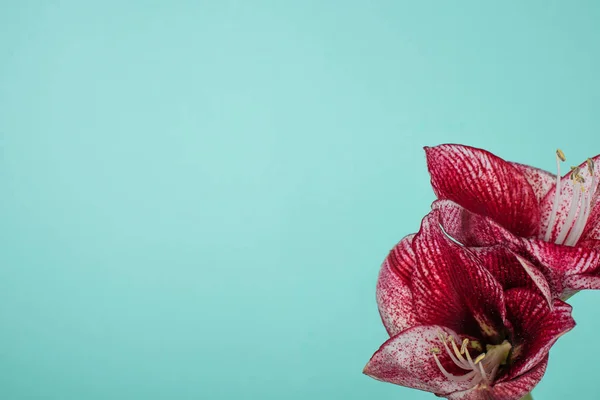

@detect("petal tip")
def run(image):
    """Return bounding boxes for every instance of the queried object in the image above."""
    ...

[362,360,375,377]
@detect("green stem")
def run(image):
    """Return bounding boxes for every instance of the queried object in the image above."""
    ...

[520,393,533,400]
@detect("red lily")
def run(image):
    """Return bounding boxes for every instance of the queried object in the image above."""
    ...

[425,144,600,297]
[364,211,575,399]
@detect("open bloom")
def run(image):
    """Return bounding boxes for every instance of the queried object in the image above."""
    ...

[425,144,600,297]
[364,211,575,399]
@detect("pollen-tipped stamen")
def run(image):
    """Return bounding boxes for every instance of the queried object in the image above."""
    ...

[440,333,470,370]
[545,151,599,246]
[565,192,590,246]
[545,149,565,242]
[430,333,511,389]
[432,353,478,382]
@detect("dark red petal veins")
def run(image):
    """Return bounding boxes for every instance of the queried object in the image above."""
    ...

[425,144,540,237]
[377,235,418,336]
[363,325,475,396]
[433,200,519,247]
[411,211,507,340]
[519,238,600,295]
[447,357,548,400]
[503,289,575,380]
[511,162,556,204]
[488,356,548,400]
[385,234,416,283]
[469,246,553,306]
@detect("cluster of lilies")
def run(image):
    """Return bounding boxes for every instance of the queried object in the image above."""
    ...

[363,144,600,399]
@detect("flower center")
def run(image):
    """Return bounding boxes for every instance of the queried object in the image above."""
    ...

[430,331,511,389]
[544,149,598,246]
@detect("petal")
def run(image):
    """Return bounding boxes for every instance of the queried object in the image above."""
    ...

[433,200,518,247]
[470,246,553,307]
[425,144,540,237]
[583,199,600,242]
[522,239,600,274]
[580,239,600,249]
[446,388,490,400]
[377,235,418,336]
[520,238,600,295]
[562,274,600,290]
[511,162,556,204]
[514,254,554,307]
[448,356,548,400]
[491,356,548,400]
[582,155,600,240]
[503,289,575,380]
[411,211,506,340]
[539,154,600,244]
[363,325,475,396]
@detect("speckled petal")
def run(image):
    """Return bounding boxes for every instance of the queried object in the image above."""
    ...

[563,274,600,290]
[363,325,475,396]
[377,234,418,336]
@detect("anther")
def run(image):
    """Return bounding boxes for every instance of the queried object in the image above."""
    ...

[460,339,469,354]
[430,347,441,354]
[588,158,595,175]
[474,354,486,364]
[557,149,566,162]
[570,166,581,180]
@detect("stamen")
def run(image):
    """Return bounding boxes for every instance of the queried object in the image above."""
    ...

[438,333,470,370]
[556,181,583,244]
[565,193,589,246]
[460,339,469,354]
[463,346,478,371]
[432,354,478,382]
[469,373,483,387]
[431,334,511,390]
[488,364,500,383]
[590,160,599,205]
[478,362,490,385]
[547,154,598,246]
[545,150,565,241]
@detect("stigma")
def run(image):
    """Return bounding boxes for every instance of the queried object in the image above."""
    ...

[544,149,598,246]
[430,331,511,389]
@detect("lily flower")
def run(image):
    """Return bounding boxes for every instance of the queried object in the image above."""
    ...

[364,211,575,399]
[424,144,600,296]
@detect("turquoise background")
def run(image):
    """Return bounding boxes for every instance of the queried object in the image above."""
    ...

[1,1,599,399]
